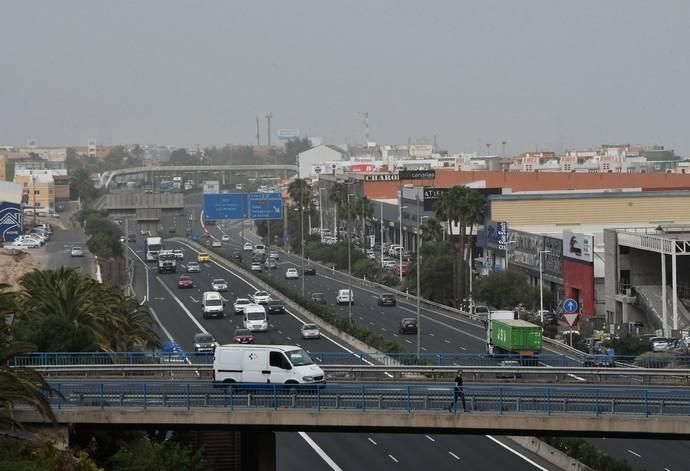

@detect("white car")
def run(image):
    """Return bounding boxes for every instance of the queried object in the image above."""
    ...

[243,242,253,251]
[382,259,398,270]
[173,249,184,260]
[221,234,230,242]
[12,237,41,249]
[233,298,251,314]
[250,290,271,304]
[301,324,320,339]
[211,240,222,247]
[70,246,84,257]
[211,278,228,292]
[250,262,262,272]
[186,261,201,273]
[366,250,376,260]
[285,268,299,279]
[269,250,279,260]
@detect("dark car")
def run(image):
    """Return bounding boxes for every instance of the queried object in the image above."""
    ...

[193,332,217,353]
[168,226,176,234]
[127,232,137,242]
[233,328,254,344]
[311,292,326,304]
[377,293,396,306]
[231,251,242,262]
[399,318,418,335]
[303,266,316,276]
[266,299,286,314]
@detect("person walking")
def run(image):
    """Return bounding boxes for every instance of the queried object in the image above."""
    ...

[448,370,467,412]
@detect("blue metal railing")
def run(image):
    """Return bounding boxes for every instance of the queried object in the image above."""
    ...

[13,351,690,369]
[40,382,690,418]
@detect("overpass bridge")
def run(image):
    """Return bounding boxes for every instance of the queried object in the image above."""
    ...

[99,164,298,189]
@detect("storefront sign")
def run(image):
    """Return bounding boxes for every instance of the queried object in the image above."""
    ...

[563,231,594,263]
[399,169,435,180]
[364,174,399,182]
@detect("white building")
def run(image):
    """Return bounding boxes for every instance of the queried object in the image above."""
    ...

[297,144,347,178]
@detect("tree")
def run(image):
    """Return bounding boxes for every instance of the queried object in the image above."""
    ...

[110,436,205,471]
[284,137,312,163]
[169,148,200,166]
[70,168,99,206]
[328,182,349,241]
[353,197,373,247]
[472,270,541,310]
[405,240,455,304]
[420,217,443,243]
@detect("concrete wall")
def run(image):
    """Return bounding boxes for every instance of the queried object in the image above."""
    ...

[629,248,661,286]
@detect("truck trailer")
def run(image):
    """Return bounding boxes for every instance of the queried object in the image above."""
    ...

[486,310,542,357]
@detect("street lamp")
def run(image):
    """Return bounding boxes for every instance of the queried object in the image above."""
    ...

[539,249,552,323]
[399,202,408,281]
[416,208,429,358]
[504,239,517,270]
[319,187,326,243]
[347,190,354,323]
[300,180,306,297]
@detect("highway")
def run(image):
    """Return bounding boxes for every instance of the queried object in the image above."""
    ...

[177,191,689,471]
[122,219,554,470]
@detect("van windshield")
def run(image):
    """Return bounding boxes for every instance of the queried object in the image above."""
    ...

[206,299,222,307]
[247,312,266,320]
[286,349,314,366]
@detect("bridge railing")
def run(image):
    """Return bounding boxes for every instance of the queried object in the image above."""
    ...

[12,351,690,369]
[41,382,690,418]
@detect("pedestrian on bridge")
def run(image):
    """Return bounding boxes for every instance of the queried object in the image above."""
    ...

[448,370,467,412]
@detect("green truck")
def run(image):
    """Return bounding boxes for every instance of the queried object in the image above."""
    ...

[487,315,542,356]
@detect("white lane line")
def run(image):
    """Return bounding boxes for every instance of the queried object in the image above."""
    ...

[149,308,175,343]
[368,437,377,445]
[425,435,435,442]
[405,339,412,344]
[485,436,549,471]
[627,449,641,458]
[444,339,451,343]
[448,451,460,460]
[421,346,427,351]
[459,346,467,351]
[298,432,342,471]
[156,277,209,334]
[388,454,398,463]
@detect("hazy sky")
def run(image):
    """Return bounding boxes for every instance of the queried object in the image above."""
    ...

[2,1,689,155]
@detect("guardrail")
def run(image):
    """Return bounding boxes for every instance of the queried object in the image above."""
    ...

[13,351,690,369]
[39,381,690,418]
[21,364,690,386]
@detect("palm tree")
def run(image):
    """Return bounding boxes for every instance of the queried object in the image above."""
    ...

[420,217,443,243]
[287,178,312,249]
[462,190,486,296]
[353,197,373,247]
[109,294,159,351]
[0,324,57,431]
[328,182,349,241]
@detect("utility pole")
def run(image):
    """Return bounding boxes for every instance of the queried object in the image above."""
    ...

[255,116,260,146]
[265,113,273,147]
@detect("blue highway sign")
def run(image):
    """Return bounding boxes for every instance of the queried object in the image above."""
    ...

[563,298,579,313]
[249,192,283,220]
[204,193,248,220]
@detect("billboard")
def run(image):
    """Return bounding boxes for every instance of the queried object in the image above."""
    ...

[204,193,249,220]
[277,129,300,140]
[399,169,435,180]
[484,221,509,249]
[203,180,220,194]
[0,201,21,242]
[563,231,594,263]
[363,174,399,182]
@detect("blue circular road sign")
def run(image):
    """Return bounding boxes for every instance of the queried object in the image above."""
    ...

[563,298,578,313]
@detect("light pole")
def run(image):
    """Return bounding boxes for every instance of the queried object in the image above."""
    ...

[319,187,326,243]
[504,239,517,270]
[347,189,353,323]
[399,201,408,282]
[416,206,429,358]
[539,249,552,323]
[380,201,384,265]
[300,180,306,297]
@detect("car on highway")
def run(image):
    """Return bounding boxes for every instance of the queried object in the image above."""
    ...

[176,275,194,289]
[243,241,253,251]
[301,324,320,340]
[243,304,268,332]
[303,266,316,276]
[264,259,277,270]
[377,293,396,306]
[366,250,376,260]
[186,261,201,273]
[399,318,418,335]
[266,299,286,315]
[70,246,84,257]
[193,333,218,353]
[221,234,230,242]
[382,259,398,270]
[269,250,279,260]
[197,252,210,263]
[393,264,409,277]
[250,290,271,304]
[127,232,137,242]
[211,278,228,292]
[231,251,242,262]
[285,268,299,279]
[211,240,222,247]
[651,337,674,352]
[250,262,262,272]
[233,297,251,314]
[173,249,184,260]
[233,328,254,344]
[253,244,266,255]
[311,292,326,304]
[336,289,354,305]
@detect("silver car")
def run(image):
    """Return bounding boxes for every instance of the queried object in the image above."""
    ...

[301,323,320,339]
[186,261,201,273]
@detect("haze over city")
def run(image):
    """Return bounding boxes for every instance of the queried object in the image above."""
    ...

[2,0,690,154]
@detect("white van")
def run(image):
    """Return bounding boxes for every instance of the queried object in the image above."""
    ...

[243,304,268,331]
[213,344,325,384]
[336,289,354,305]
[254,244,266,255]
[202,291,225,319]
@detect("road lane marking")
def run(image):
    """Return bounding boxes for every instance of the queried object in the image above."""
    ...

[368,437,377,445]
[485,436,549,471]
[388,455,398,463]
[156,277,209,334]
[448,451,460,460]
[627,449,641,458]
[298,432,342,471]
[425,435,435,442]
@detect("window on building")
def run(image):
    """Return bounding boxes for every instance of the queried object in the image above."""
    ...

[564,164,571,171]
[654,163,661,171]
